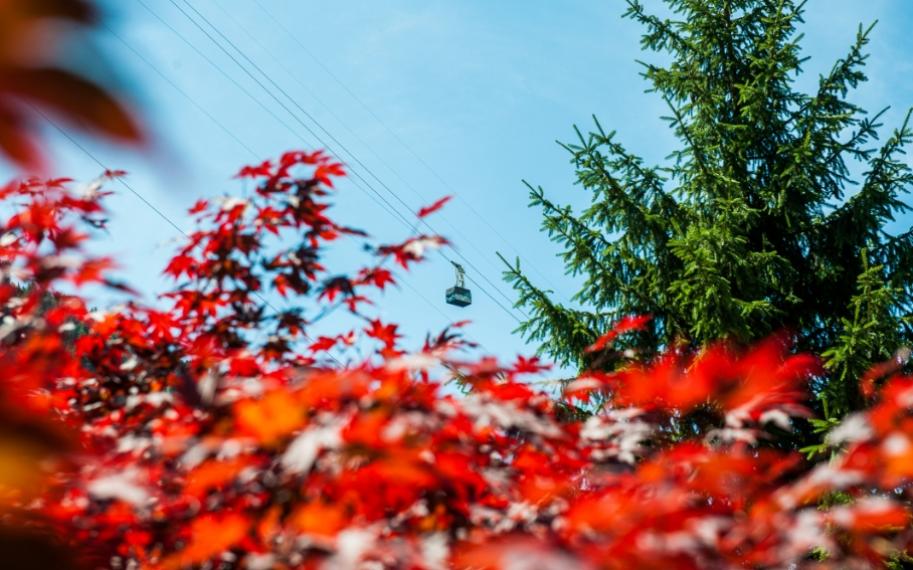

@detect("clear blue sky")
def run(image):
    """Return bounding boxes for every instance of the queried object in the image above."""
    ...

[9,1,913,369]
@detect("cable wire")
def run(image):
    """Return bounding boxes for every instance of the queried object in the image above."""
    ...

[181,0,523,319]
[250,0,560,293]
[173,0,526,324]
[103,24,260,161]
[164,0,422,235]
[129,0,482,344]
[36,108,347,366]
[134,0,418,233]
[209,0,527,294]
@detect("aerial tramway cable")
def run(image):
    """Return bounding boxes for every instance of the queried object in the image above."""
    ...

[170,0,526,323]
[249,0,561,295]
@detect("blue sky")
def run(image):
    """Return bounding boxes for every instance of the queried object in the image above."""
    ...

[8,0,913,369]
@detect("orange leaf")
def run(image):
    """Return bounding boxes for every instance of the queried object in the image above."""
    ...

[168,512,248,567]
[290,501,348,538]
[184,458,250,497]
[235,391,304,444]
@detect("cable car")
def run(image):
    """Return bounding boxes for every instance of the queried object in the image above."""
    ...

[446,261,472,307]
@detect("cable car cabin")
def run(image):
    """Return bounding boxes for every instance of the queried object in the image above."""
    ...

[446,261,472,307]
[446,285,472,307]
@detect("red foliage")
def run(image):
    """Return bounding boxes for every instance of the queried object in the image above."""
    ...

[585,314,653,353]
[1,153,912,569]
[417,195,453,218]
[0,0,144,172]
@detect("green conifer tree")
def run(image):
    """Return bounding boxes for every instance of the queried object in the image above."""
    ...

[502,0,913,416]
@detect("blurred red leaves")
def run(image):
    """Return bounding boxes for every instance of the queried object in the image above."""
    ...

[417,195,452,218]
[0,0,144,172]
[164,512,249,568]
[0,153,912,569]
[585,314,652,353]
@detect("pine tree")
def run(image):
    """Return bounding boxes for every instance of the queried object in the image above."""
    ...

[502,0,913,416]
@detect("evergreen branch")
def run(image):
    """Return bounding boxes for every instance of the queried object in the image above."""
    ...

[662,95,712,182]
[525,182,661,316]
[524,181,614,251]
[511,0,913,423]
[789,21,874,130]
[825,108,913,233]
[589,116,683,223]
[624,0,696,56]
[497,252,600,369]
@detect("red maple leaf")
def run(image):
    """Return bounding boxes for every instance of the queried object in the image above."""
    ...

[417,195,452,218]
[513,355,551,375]
[235,160,272,179]
[365,319,400,350]
[361,268,395,291]
[309,336,338,352]
[188,199,209,215]
[585,314,652,353]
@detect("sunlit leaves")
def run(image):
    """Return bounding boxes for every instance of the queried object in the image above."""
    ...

[4,153,913,569]
[165,512,248,567]
[235,390,303,444]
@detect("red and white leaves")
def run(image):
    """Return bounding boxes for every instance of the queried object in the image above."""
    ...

[6,151,913,570]
[378,235,449,269]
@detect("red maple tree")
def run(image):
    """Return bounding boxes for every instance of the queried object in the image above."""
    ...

[0,154,911,569]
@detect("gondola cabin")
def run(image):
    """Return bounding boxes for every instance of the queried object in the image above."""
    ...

[446,261,472,307]
[446,286,472,307]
